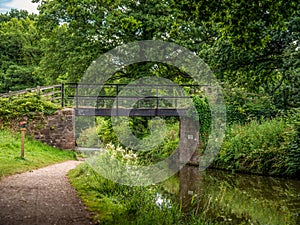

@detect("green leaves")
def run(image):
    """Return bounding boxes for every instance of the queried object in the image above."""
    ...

[214,113,300,177]
[1,1,299,112]
[0,93,60,122]
[0,11,44,93]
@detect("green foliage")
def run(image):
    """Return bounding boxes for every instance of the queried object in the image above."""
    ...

[222,84,278,124]
[192,95,211,148]
[31,0,300,111]
[0,129,75,179]
[94,116,180,164]
[214,112,300,177]
[76,126,103,148]
[0,13,44,92]
[2,0,295,180]
[137,120,179,164]
[204,7,300,109]
[0,9,34,22]
[95,117,118,145]
[283,109,300,177]
[32,0,205,83]
[0,93,60,123]
[1,1,299,111]
[0,65,45,92]
[93,95,212,164]
[68,163,182,225]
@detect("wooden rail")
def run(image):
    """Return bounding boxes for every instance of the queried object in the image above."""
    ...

[0,85,64,106]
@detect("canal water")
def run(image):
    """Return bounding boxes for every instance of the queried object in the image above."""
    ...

[162,166,300,225]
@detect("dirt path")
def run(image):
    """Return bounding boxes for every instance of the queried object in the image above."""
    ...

[0,161,94,225]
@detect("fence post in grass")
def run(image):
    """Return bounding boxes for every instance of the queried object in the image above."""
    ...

[19,118,27,158]
[37,86,41,96]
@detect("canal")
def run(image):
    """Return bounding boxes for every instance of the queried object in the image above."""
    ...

[161,166,300,225]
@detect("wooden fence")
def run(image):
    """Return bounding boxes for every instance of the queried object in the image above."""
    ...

[0,85,64,106]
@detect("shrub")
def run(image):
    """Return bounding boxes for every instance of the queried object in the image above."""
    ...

[0,93,60,123]
[214,112,300,177]
[76,126,103,148]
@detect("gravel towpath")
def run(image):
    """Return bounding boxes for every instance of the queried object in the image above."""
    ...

[0,161,94,225]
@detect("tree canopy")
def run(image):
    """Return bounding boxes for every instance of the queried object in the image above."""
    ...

[0,0,299,108]
[0,10,44,92]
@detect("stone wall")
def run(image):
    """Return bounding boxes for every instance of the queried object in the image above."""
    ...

[29,108,75,150]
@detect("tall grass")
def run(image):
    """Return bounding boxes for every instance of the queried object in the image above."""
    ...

[214,112,299,177]
[68,163,182,225]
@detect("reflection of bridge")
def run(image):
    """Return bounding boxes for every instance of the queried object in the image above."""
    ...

[64,83,209,117]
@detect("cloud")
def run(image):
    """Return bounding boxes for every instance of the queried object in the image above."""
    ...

[0,0,39,14]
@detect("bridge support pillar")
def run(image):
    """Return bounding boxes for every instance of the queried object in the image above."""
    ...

[179,117,200,166]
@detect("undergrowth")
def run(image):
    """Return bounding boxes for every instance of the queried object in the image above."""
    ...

[68,163,181,225]
[213,110,299,177]
[69,162,216,225]
[0,93,60,124]
[68,144,213,225]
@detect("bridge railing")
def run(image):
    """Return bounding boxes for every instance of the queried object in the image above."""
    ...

[0,85,64,106]
[63,83,210,110]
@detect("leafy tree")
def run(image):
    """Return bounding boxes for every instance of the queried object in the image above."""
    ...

[0,9,33,22]
[34,0,299,108]
[34,0,116,82]
[34,0,201,82]
[204,8,300,109]
[0,65,43,92]
[0,11,44,92]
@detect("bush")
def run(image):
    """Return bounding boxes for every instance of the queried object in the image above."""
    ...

[76,126,103,148]
[95,116,180,164]
[95,117,118,145]
[0,93,60,123]
[137,121,179,164]
[214,112,300,177]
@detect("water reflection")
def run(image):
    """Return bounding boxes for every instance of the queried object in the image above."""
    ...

[172,166,300,224]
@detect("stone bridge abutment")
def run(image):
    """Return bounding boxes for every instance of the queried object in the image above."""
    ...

[28,108,200,165]
[29,108,76,150]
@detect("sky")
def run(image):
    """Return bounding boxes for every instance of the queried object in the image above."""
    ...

[0,0,39,14]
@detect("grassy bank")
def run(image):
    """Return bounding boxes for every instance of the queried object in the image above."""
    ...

[0,129,75,179]
[68,163,182,225]
[68,146,212,225]
[213,111,300,177]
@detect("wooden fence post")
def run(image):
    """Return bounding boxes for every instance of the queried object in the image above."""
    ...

[61,83,65,107]
[37,86,41,95]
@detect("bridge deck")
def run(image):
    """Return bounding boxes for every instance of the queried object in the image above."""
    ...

[75,108,188,116]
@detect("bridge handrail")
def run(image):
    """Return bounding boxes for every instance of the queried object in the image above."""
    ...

[0,82,211,111]
[63,82,210,110]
